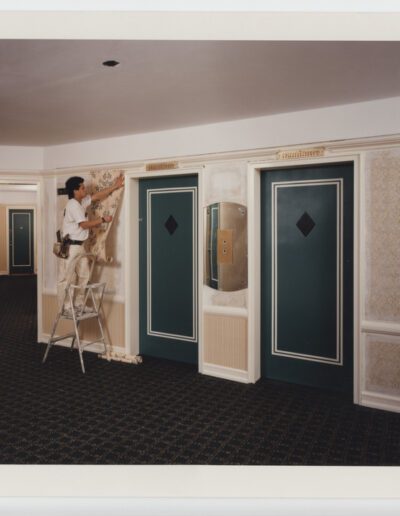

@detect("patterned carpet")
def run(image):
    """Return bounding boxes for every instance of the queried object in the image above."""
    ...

[1,275,400,465]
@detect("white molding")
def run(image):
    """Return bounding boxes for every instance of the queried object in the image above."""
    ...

[0,173,42,181]
[361,390,400,414]
[361,320,400,337]
[125,168,202,360]
[146,186,197,343]
[202,362,249,384]
[125,175,139,356]
[0,177,43,343]
[203,305,247,317]
[39,133,400,177]
[6,204,37,275]
[10,210,33,268]
[270,178,343,365]
[247,162,261,383]
[197,168,205,375]
[353,154,361,405]
[249,155,361,399]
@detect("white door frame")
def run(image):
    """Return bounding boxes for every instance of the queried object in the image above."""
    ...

[247,154,361,404]
[124,167,204,371]
[0,176,44,343]
[6,205,37,275]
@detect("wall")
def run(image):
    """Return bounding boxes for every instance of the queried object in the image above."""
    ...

[0,146,43,171]
[2,96,400,410]
[362,148,400,411]
[44,96,400,169]
[202,162,248,375]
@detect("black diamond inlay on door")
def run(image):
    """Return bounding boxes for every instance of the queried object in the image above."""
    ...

[296,212,315,237]
[165,215,178,235]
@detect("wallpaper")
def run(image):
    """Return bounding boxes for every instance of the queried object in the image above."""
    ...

[364,148,400,321]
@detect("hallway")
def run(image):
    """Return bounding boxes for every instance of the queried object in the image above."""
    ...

[0,275,399,465]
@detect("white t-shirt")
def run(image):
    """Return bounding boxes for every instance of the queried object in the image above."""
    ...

[62,195,92,241]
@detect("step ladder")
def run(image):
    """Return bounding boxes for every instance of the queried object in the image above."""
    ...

[42,253,109,373]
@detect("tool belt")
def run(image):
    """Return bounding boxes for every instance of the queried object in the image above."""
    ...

[53,231,71,259]
[66,239,84,245]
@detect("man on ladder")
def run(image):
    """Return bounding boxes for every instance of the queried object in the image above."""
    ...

[44,173,124,372]
[57,174,124,315]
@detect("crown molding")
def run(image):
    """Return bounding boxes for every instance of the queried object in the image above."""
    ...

[35,133,400,177]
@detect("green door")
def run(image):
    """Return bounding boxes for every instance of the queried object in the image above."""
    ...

[139,175,198,364]
[9,209,34,275]
[261,163,353,393]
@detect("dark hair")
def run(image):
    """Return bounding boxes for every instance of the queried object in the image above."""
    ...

[65,176,84,199]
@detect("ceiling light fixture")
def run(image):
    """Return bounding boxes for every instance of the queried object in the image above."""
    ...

[102,60,120,67]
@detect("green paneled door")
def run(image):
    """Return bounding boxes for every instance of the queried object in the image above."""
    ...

[9,209,34,274]
[139,176,198,364]
[261,163,353,393]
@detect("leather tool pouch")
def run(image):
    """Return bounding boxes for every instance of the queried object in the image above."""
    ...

[53,231,70,259]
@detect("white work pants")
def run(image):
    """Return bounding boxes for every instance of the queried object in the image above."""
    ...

[57,244,90,310]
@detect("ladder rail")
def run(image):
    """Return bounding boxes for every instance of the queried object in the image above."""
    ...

[43,253,109,373]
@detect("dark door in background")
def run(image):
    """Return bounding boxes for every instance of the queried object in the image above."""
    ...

[139,175,198,364]
[9,209,34,275]
[261,162,353,393]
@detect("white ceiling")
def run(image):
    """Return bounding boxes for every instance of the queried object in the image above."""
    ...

[1,40,399,146]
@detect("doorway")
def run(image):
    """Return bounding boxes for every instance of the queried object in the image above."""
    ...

[8,208,34,274]
[138,175,198,364]
[260,162,354,393]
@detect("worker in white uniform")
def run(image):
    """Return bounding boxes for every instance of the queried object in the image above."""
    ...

[57,174,124,313]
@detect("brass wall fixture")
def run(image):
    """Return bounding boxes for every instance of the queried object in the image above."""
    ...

[204,202,247,291]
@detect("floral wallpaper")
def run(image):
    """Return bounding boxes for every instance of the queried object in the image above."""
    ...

[364,148,400,321]
[87,169,124,264]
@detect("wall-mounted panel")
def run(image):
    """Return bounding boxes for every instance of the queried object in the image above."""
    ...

[364,333,400,397]
[203,313,247,371]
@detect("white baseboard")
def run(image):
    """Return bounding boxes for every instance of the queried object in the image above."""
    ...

[39,333,125,356]
[361,390,400,413]
[202,362,249,383]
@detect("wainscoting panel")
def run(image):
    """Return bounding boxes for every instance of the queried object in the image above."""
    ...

[364,333,400,396]
[203,313,247,371]
[42,294,125,349]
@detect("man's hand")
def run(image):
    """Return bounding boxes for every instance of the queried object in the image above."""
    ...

[114,174,124,190]
[91,174,124,202]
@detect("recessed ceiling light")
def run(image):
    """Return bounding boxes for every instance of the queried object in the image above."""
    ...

[102,60,120,67]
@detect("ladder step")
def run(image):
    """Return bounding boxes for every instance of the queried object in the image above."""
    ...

[49,332,76,343]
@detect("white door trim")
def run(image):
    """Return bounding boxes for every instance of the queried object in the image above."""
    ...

[0,176,43,344]
[124,167,203,371]
[6,205,36,274]
[247,154,361,404]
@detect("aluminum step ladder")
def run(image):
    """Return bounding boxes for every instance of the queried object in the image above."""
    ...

[42,253,109,373]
